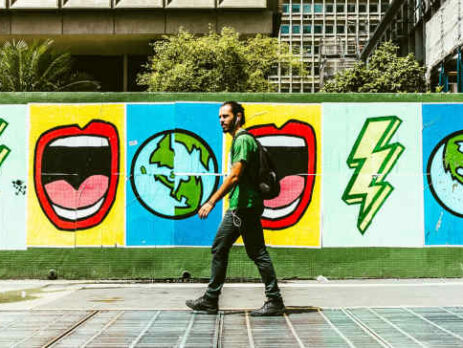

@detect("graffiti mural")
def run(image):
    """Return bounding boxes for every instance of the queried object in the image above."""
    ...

[342,116,405,234]
[0,106,28,250]
[322,103,423,247]
[34,120,120,231]
[126,103,223,246]
[228,103,321,247]
[131,129,219,219]
[27,104,125,247]
[247,121,316,230]
[0,100,461,250]
[0,119,10,168]
[423,104,463,245]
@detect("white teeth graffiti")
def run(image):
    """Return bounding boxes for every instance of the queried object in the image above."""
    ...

[52,197,105,220]
[49,135,109,148]
[263,198,301,220]
[258,135,306,147]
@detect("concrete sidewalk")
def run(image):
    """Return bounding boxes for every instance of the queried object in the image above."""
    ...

[1,278,463,311]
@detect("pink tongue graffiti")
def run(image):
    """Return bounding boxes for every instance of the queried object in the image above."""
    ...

[264,175,305,208]
[44,175,109,209]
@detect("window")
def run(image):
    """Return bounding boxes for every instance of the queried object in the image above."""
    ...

[381,3,389,12]
[370,4,378,12]
[359,25,366,34]
[314,25,322,34]
[369,24,377,32]
[314,3,323,12]
[282,4,289,13]
[337,25,345,33]
[281,25,290,34]
[292,4,301,13]
[314,66,320,75]
[326,4,334,12]
[347,4,356,12]
[326,25,334,34]
[336,4,344,12]
[292,44,301,54]
[303,44,312,54]
[303,4,311,13]
[293,25,301,34]
[359,4,367,12]
[348,25,355,33]
[314,46,320,54]
[303,25,312,33]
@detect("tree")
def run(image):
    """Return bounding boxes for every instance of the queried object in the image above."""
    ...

[322,41,426,93]
[138,27,304,92]
[0,39,99,91]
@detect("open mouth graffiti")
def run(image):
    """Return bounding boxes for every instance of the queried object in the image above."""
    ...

[248,121,316,230]
[34,120,119,230]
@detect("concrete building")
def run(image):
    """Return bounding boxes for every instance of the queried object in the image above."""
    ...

[0,0,279,91]
[360,0,462,92]
[270,0,390,93]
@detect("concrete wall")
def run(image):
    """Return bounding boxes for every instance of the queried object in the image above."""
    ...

[425,0,463,68]
[2,97,463,250]
[0,3,276,55]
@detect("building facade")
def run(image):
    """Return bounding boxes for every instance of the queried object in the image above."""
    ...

[360,0,461,92]
[271,0,390,92]
[0,0,279,91]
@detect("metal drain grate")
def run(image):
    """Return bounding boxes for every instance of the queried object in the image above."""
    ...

[0,308,463,347]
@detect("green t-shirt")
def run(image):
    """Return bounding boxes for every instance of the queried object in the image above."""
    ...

[228,130,263,210]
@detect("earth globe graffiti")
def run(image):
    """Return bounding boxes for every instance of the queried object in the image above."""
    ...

[427,130,463,216]
[130,129,219,219]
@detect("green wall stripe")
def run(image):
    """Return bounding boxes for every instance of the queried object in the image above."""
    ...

[0,247,462,279]
[0,92,463,104]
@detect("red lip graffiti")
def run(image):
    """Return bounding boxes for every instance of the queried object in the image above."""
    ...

[248,121,316,230]
[34,120,119,230]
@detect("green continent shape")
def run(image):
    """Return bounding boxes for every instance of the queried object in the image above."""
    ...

[150,133,174,169]
[444,133,463,185]
[154,174,174,191]
[174,176,202,216]
[175,133,211,169]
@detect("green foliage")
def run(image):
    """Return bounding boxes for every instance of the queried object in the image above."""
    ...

[0,39,99,92]
[322,41,426,93]
[138,27,304,92]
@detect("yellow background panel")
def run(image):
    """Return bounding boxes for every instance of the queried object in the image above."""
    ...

[27,104,125,247]
[223,103,321,247]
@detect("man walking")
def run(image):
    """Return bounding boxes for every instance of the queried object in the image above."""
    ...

[185,101,285,316]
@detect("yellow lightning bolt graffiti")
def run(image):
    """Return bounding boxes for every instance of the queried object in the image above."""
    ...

[342,116,405,234]
[0,118,10,168]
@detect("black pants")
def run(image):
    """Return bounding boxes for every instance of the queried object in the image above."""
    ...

[205,208,282,300]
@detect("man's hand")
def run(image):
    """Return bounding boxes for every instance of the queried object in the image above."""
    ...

[198,201,215,219]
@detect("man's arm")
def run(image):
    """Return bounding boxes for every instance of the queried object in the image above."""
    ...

[198,161,245,219]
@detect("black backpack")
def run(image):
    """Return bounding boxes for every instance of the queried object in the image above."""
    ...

[232,131,280,200]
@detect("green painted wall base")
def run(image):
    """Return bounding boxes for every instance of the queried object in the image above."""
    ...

[1,247,462,280]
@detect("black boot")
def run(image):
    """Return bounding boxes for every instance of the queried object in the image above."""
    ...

[250,298,285,316]
[185,295,218,314]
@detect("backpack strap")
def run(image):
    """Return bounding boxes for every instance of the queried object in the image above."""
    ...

[230,129,260,185]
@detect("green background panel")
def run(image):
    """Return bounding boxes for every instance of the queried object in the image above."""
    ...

[0,93,461,279]
[0,247,462,279]
[0,92,462,104]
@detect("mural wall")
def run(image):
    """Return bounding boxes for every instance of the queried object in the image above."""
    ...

[0,105,28,250]
[27,104,125,247]
[322,103,424,247]
[126,103,223,246]
[0,101,462,249]
[423,104,463,246]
